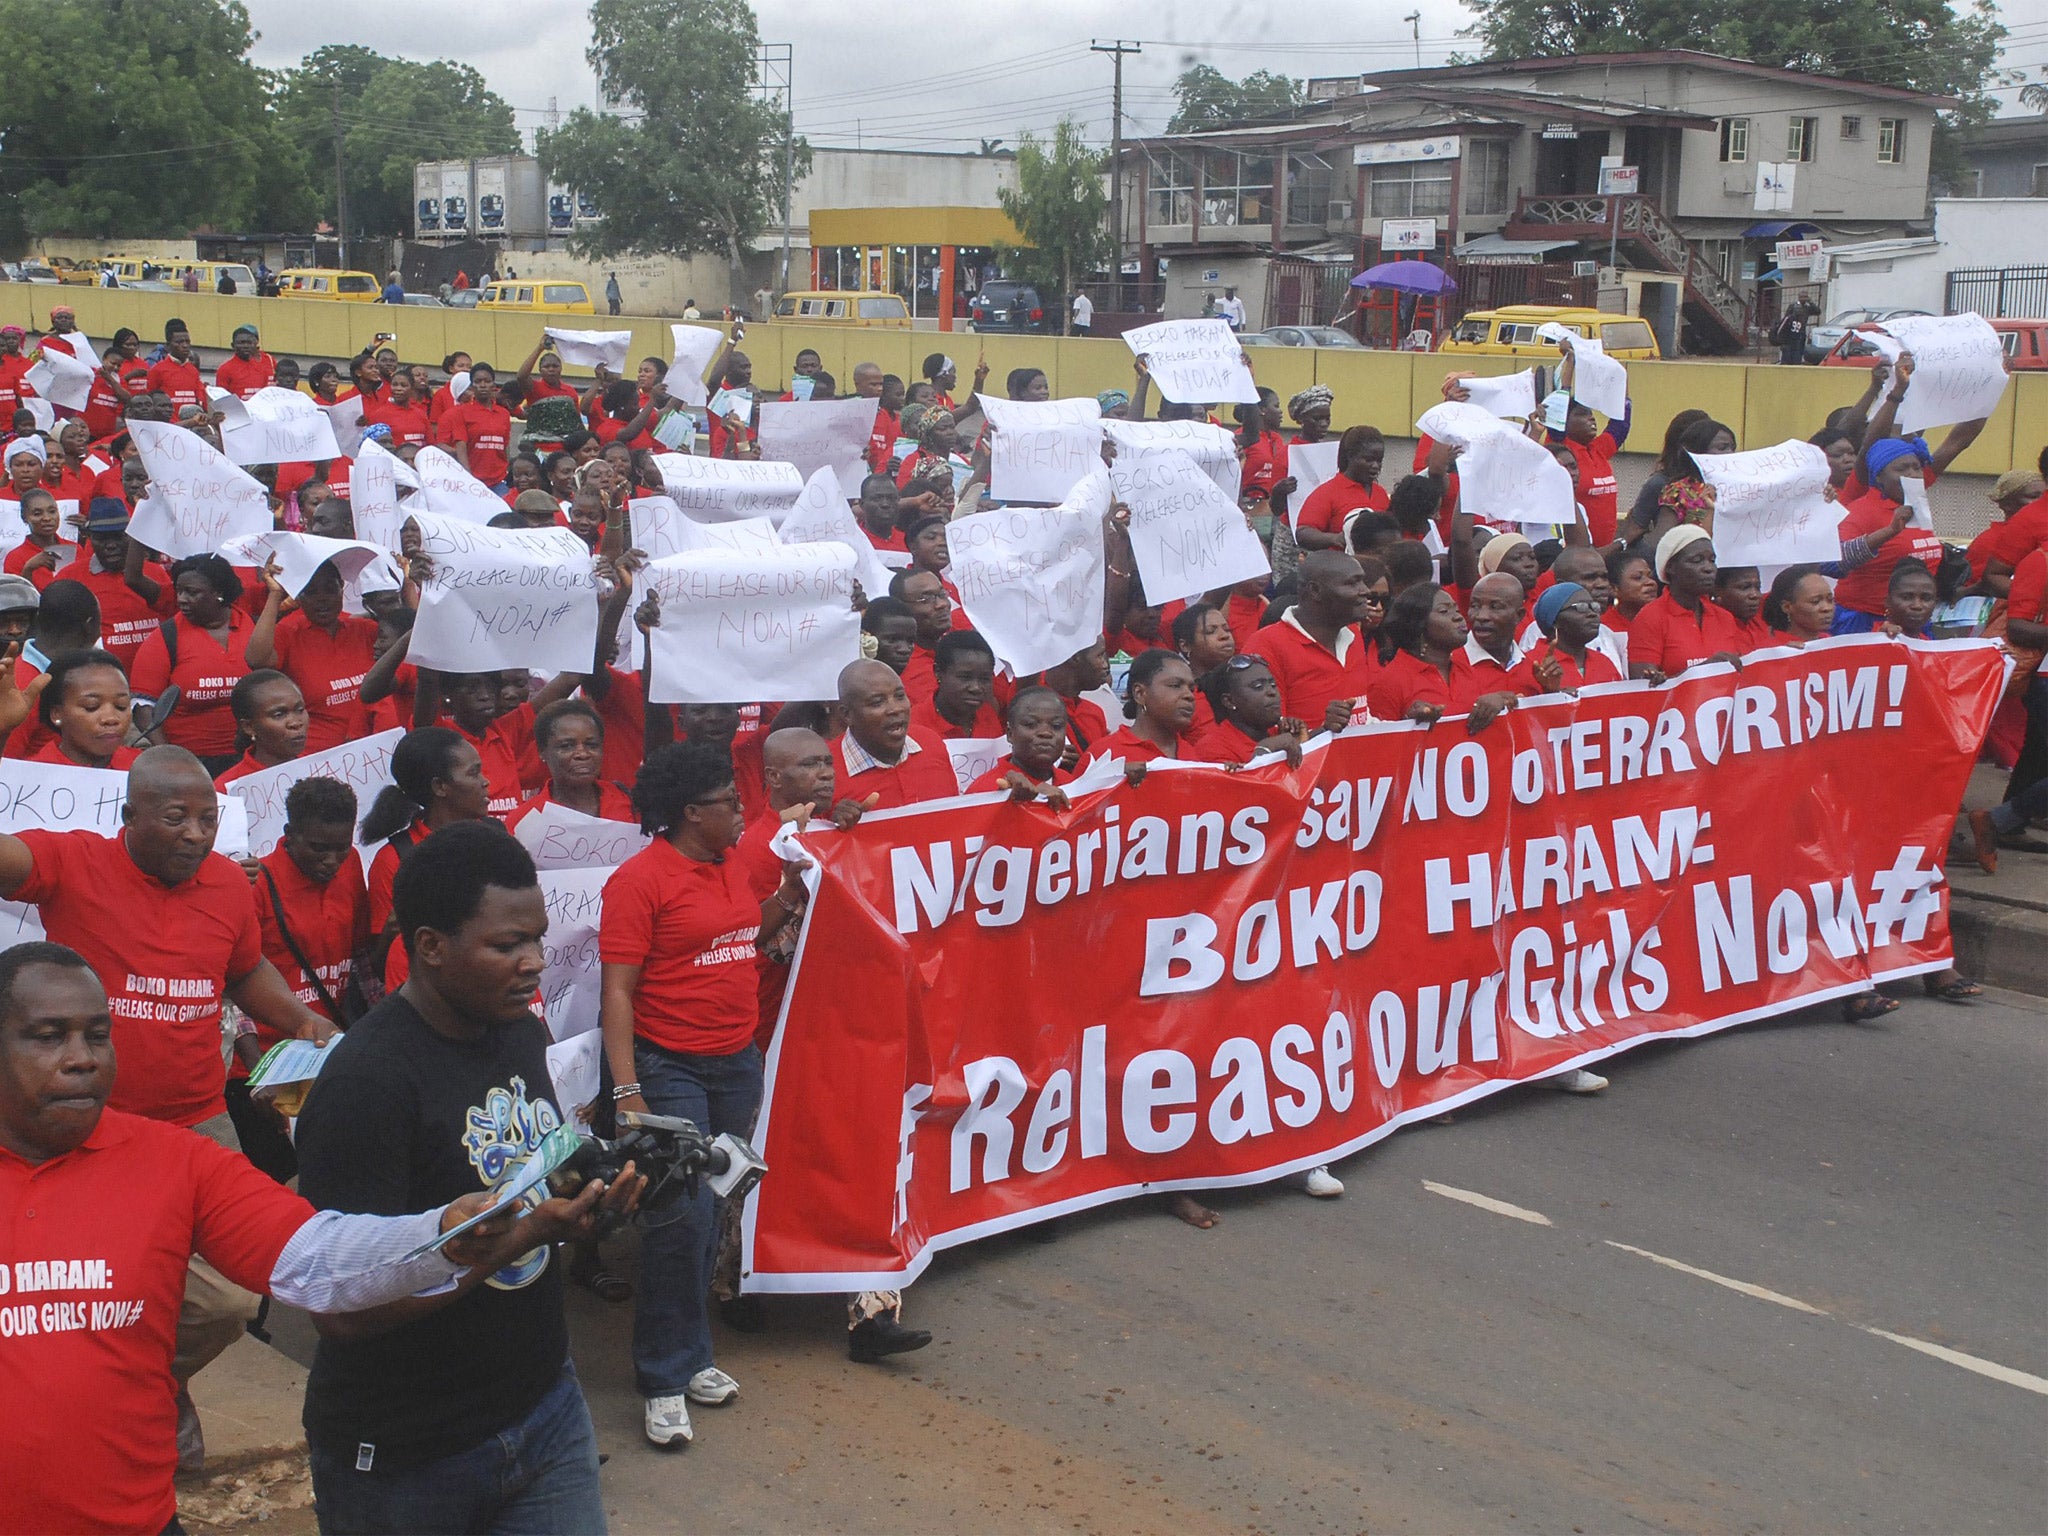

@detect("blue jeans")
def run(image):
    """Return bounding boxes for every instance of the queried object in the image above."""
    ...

[631,1039,763,1396]
[309,1362,604,1535]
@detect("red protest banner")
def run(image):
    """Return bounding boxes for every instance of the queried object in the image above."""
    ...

[742,639,2008,1293]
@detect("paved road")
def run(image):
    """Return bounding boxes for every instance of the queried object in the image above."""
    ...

[265,988,2045,1533]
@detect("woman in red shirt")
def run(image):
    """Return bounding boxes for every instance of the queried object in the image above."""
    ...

[1170,600,1239,737]
[600,742,807,1441]
[1235,388,1288,504]
[1763,565,1836,645]
[1509,583,1624,695]
[128,554,254,774]
[246,559,379,753]
[26,650,140,770]
[506,699,636,831]
[1083,650,1198,769]
[358,726,493,939]
[83,329,149,439]
[1628,526,1743,681]
[1187,655,1307,765]
[1366,583,1515,732]
[212,670,310,788]
[5,487,68,589]
[966,686,1077,795]
[364,366,431,448]
[1294,425,1387,552]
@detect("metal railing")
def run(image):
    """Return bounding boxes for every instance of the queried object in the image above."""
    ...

[1512,193,1747,340]
[1946,266,2048,320]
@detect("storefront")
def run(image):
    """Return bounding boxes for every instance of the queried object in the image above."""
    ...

[808,206,1024,331]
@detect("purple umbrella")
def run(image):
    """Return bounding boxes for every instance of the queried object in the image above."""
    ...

[1352,261,1457,295]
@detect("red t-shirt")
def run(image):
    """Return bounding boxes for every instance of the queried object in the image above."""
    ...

[452,718,527,820]
[128,610,254,756]
[0,353,34,416]
[1187,719,1270,764]
[599,839,761,1056]
[366,396,431,449]
[250,844,368,1043]
[1977,493,2048,575]
[1562,429,1622,546]
[14,830,263,1126]
[1056,692,1110,755]
[1239,431,1287,499]
[2009,547,2048,625]
[213,353,275,399]
[5,537,65,590]
[68,557,175,670]
[143,357,204,413]
[1294,475,1388,539]
[866,407,902,473]
[504,779,636,833]
[901,645,938,709]
[582,666,655,787]
[1366,648,1454,720]
[365,820,425,934]
[1242,615,1375,725]
[437,400,513,485]
[1508,638,1625,694]
[84,357,151,439]
[268,610,378,753]
[0,1110,313,1536]
[1082,725,1178,768]
[830,728,958,810]
[909,695,1003,741]
[364,661,417,737]
[32,741,141,770]
[1832,482,1948,618]
[1629,590,1746,676]
[966,756,1078,793]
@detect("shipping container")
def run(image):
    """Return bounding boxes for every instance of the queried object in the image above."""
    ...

[413,162,442,237]
[489,157,548,239]
[475,160,508,233]
[440,163,472,234]
[547,182,575,234]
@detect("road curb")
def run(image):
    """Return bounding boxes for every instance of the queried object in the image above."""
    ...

[1948,892,2048,997]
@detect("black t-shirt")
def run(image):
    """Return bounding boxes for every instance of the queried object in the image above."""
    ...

[295,992,570,1466]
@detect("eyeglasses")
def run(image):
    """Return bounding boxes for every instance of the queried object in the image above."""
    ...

[1560,599,1603,615]
[1223,654,1261,671]
[1361,591,1389,606]
[688,789,741,811]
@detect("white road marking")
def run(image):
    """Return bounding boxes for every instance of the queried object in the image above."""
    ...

[1862,1328,2048,1397]
[1421,1181,1552,1226]
[1603,1241,1828,1315]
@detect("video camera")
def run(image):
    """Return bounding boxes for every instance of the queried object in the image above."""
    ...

[547,1112,766,1231]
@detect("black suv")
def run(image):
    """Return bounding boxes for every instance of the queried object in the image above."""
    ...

[968,280,1051,333]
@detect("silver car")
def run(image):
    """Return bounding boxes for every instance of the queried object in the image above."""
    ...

[1245,325,1367,349]
[1806,306,1927,363]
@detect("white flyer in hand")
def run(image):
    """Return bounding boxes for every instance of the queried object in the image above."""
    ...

[945,737,1010,793]
[1872,313,2010,434]
[1564,336,1629,420]
[1415,400,1515,448]
[350,439,421,550]
[218,530,384,597]
[25,347,93,411]
[1455,427,1577,530]
[643,543,861,705]
[1122,318,1260,405]
[665,323,724,406]
[543,328,633,371]
[757,397,881,501]
[773,467,895,596]
[539,866,609,1045]
[1108,447,1270,605]
[514,799,650,872]
[407,513,599,676]
[650,454,805,523]
[126,420,273,558]
[1696,440,1840,566]
[547,1031,604,1133]
[975,394,1103,503]
[950,466,1111,678]
[1284,439,1341,530]
[1458,368,1539,420]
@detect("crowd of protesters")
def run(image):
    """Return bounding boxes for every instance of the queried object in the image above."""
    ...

[0,295,2038,1536]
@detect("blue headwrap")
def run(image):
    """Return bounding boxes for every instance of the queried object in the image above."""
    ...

[1864,435,1930,480]
[1097,389,1129,412]
[358,422,394,445]
[1533,582,1585,637]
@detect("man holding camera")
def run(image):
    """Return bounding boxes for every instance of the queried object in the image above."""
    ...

[295,822,642,1534]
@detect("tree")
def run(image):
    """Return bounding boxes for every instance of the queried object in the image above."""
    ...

[537,0,804,283]
[1166,64,1305,133]
[273,48,519,239]
[2022,68,2048,114]
[1460,0,2008,128]
[0,0,316,246]
[996,119,1112,336]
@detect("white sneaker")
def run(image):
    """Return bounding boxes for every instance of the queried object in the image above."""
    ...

[1301,1166,1344,1198]
[1554,1068,1609,1094]
[686,1366,739,1406]
[644,1394,693,1447]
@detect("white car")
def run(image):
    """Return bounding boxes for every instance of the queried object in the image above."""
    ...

[1806,307,1927,363]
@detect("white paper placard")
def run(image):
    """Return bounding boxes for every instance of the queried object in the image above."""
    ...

[649,453,805,523]
[213,386,342,466]
[539,866,610,1047]
[1108,448,1270,605]
[349,439,421,550]
[218,530,384,597]
[1455,428,1578,531]
[1899,470,1935,531]
[950,467,1111,677]
[1102,419,1240,502]
[1695,440,1840,567]
[543,327,633,371]
[126,419,274,558]
[643,542,861,705]
[627,495,782,561]
[222,729,405,858]
[1284,439,1341,530]
[1122,318,1260,404]
[407,512,599,676]
[546,1029,604,1130]
[1459,368,1540,420]
[413,445,510,524]
[975,394,1104,504]
[25,348,94,411]
[945,737,1010,793]
[1565,336,1628,419]
[773,467,896,597]
[1414,400,1511,448]
[1872,313,2011,433]
[665,323,725,406]
[756,397,882,502]
[324,392,368,460]
[512,799,651,871]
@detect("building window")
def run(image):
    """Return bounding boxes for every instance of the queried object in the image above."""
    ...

[1719,117,1749,162]
[1840,115,1862,140]
[1285,151,1334,226]
[1366,161,1453,219]
[2033,164,2048,198]
[1463,139,1512,215]
[1878,118,1905,164]
[1146,153,1193,227]
[1202,152,1274,227]
[1788,116,1818,163]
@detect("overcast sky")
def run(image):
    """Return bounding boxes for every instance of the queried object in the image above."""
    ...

[243,0,2048,152]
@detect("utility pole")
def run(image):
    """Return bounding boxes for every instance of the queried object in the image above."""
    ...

[1403,13,1422,70]
[756,44,795,298]
[330,81,349,269]
[1092,40,1141,307]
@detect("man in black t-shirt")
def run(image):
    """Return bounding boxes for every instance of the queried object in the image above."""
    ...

[296,823,640,1535]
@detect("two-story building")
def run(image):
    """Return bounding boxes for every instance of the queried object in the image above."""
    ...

[1120,50,1948,353]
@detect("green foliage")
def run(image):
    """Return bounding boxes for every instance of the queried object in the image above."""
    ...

[0,0,315,242]
[1166,64,1305,134]
[536,0,805,273]
[996,120,1112,334]
[273,49,519,239]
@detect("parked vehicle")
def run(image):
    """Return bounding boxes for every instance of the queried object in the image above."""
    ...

[277,268,381,302]
[770,290,912,328]
[1804,306,1928,363]
[478,280,596,314]
[12,262,60,285]
[1439,305,1662,359]
[967,280,1050,333]
[46,257,99,286]
[1246,325,1367,349]
[1819,316,2048,371]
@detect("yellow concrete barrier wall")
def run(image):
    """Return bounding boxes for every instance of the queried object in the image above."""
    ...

[2,286,2036,471]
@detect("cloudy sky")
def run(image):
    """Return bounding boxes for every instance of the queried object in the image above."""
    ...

[243,0,2048,151]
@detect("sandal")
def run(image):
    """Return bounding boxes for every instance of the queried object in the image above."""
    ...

[1923,973,1982,1002]
[1842,991,1899,1023]
[570,1256,633,1303]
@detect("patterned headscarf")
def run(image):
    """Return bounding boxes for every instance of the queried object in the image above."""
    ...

[917,407,956,451]
[1288,385,1334,422]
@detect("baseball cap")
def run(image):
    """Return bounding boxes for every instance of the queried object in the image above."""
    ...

[0,575,41,613]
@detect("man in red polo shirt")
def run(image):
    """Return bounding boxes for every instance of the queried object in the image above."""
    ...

[0,325,34,418]
[0,941,631,1535]
[1243,551,1376,732]
[832,660,958,809]
[891,568,954,708]
[437,361,513,488]
[212,325,275,399]
[143,321,204,414]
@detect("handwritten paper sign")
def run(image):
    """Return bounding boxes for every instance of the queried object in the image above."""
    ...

[972,394,1103,504]
[628,495,782,561]
[543,328,633,372]
[1109,447,1270,605]
[1284,439,1341,530]
[218,531,385,597]
[1695,440,1838,566]
[538,866,609,1044]
[757,397,882,501]
[213,387,342,467]
[1456,427,1577,531]
[126,420,274,558]
[1102,419,1240,502]
[643,543,860,705]
[547,1030,603,1130]
[25,348,94,411]
[1870,314,2010,434]
[773,467,895,596]
[512,799,650,871]
[0,758,131,950]
[665,324,725,406]
[349,439,421,550]
[1122,318,1259,405]
[222,729,404,858]
[1414,401,1510,447]
[1459,368,1540,420]
[1565,337,1628,419]
[324,392,368,460]
[413,446,510,524]
[945,737,1010,793]
[949,467,1110,677]
[407,512,599,676]
[649,453,805,523]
